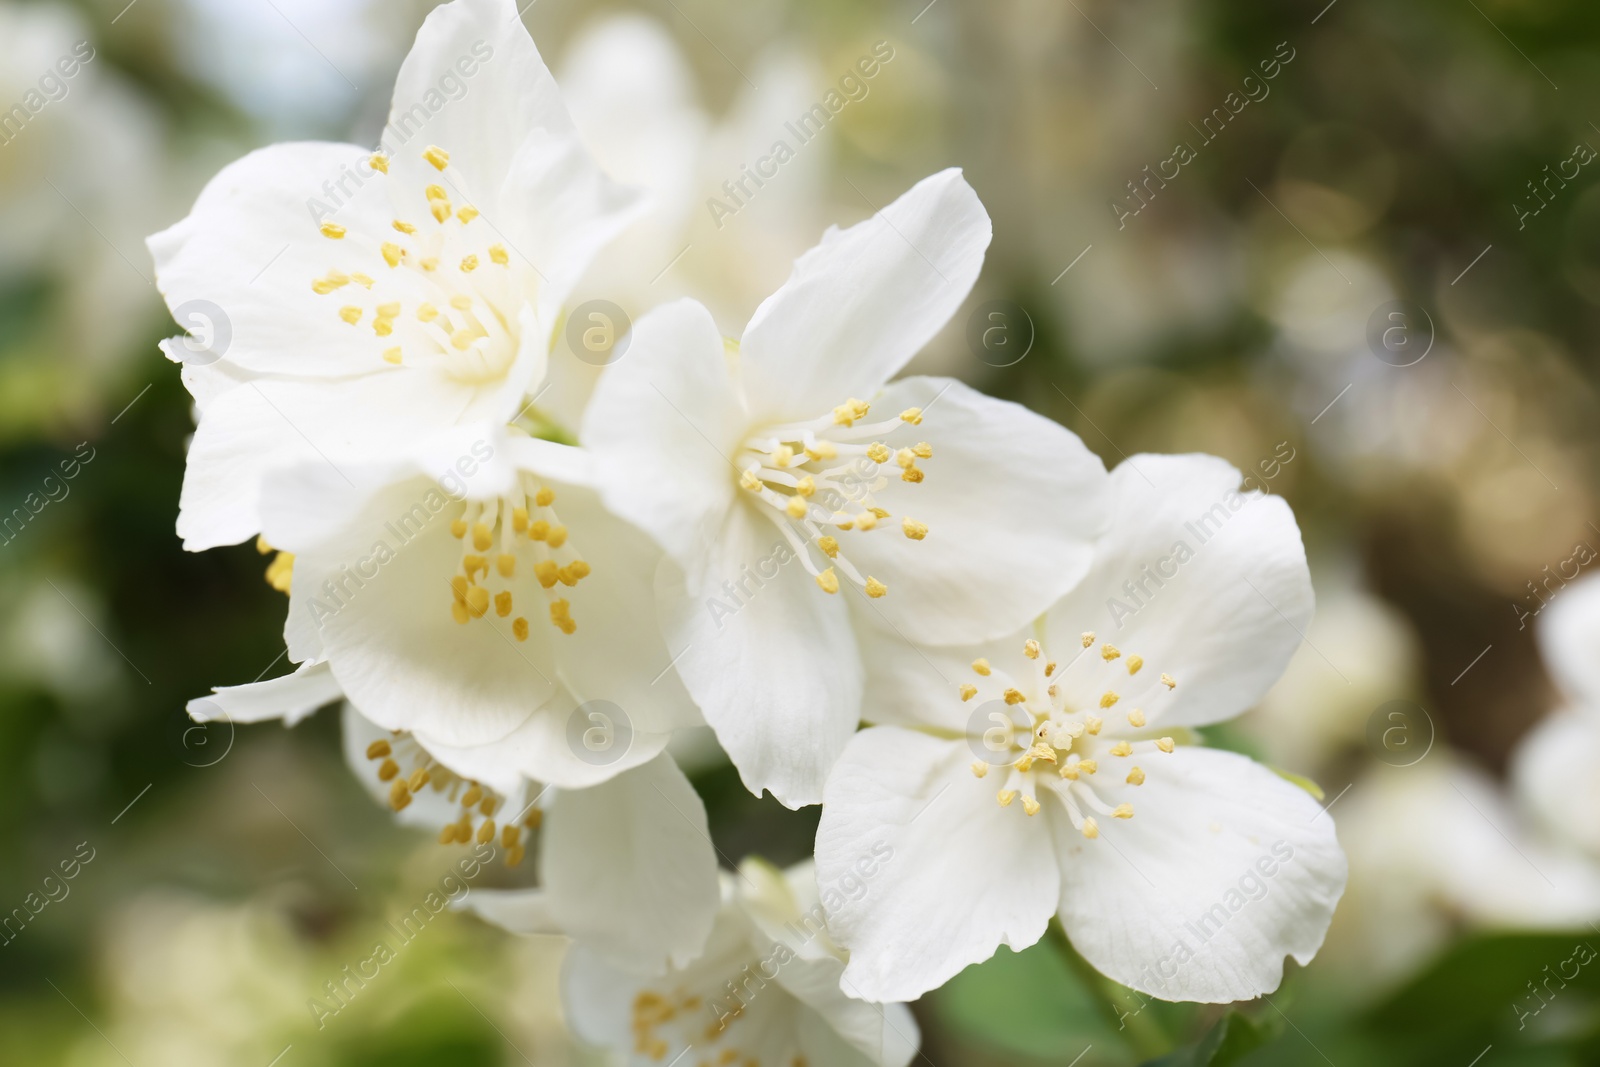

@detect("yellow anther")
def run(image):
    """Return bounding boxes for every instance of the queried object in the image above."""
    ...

[511,507,528,532]
[1081,817,1099,839]
[1113,803,1135,820]
[389,778,412,811]
[438,824,457,845]
[479,795,497,817]
[772,445,794,468]
[546,525,568,549]
[408,767,430,792]
[959,684,978,701]
[1003,687,1026,705]
[1047,684,1060,699]
[423,145,450,170]
[785,496,808,519]
[901,466,925,483]
[902,518,928,540]
[507,844,525,867]
[476,818,496,845]
[417,303,439,322]
[566,560,591,581]
[311,276,346,295]
[1027,743,1057,764]
[376,302,400,318]
[512,617,529,641]
[815,568,839,594]
[1161,673,1176,689]
[534,487,555,507]
[501,823,519,848]
[556,564,580,587]
[1099,691,1120,708]
[740,469,762,492]
[899,407,923,425]
[1013,753,1034,773]
[997,790,1017,807]
[1024,639,1041,660]
[804,441,837,461]
[456,205,479,223]
[834,515,854,530]
[466,586,489,618]
[494,591,513,617]
[855,511,878,531]
[528,520,549,541]
[377,758,399,781]
[450,518,467,538]
[494,554,516,579]
[1127,654,1144,674]
[1102,643,1121,661]
[431,199,452,223]
[450,294,473,310]
[489,244,508,265]
[817,535,839,558]
[1045,661,1057,677]
[1109,741,1133,757]
[550,599,576,634]
[265,551,294,593]
[472,523,493,551]
[382,347,402,364]
[369,153,389,173]
[461,784,483,808]
[350,272,374,288]
[971,761,988,778]
[462,555,487,578]
[1020,795,1040,816]
[865,577,888,598]
[366,740,391,760]
[1157,736,1176,753]
[425,183,447,201]
[972,658,992,676]
[1078,759,1098,775]
[451,600,470,624]
[1127,766,1146,785]
[393,219,416,234]
[1081,632,1095,648]
[1085,715,1102,735]
[1127,708,1146,728]
[460,254,479,272]
[534,561,559,588]
[374,318,395,337]
[795,476,815,497]
[339,306,362,324]
[895,447,917,469]
[320,222,346,239]
[832,398,870,426]
[452,329,475,350]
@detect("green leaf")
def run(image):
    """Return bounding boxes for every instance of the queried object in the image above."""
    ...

[929,943,1123,1060]
[1142,1011,1277,1067]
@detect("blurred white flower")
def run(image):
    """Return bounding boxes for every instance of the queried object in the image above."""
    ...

[581,170,1111,807]
[1512,572,1600,860]
[1333,757,1600,981]
[147,0,639,550]
[559,859,919,1067]
[815,454,1346,1004]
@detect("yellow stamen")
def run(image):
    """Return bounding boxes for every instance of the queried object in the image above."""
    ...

[816,568,839,594]
[1109,741,1133,757]
[1101,643,1121,661]
[1127,766,1146,785]
[971,761,988,778]
[1022,795,1041,816]
[900,407,923,425]
[1081,631,1095,648]
[1113,803,1134,819]
[366,740,391,760]
[902,518,928,540]
[382,347,402,364]
[1127,654,1144,674]
[997,790,1017,807]
[1099,691,1120,708]
[393,219,416,234]
[1157,736,1175,753]
[423,145,450,170]
[320,222,346,239]
[1023,639,1041,660]
[1081,817,1099,839]
[1161,673,1176,689]
[959,683,978,701]
[489,244,508,265]
[972,658,992,676]
[1127,708,1146,728]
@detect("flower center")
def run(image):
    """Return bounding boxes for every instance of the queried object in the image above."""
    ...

[362,733,541,867]
[632,984,800,1067]
[736,397,932,600]
[311,146,528,383]
[964,633,1179,838]
[447,481,593,637]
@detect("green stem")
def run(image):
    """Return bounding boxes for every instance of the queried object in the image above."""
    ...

[1047,920,1171,1061]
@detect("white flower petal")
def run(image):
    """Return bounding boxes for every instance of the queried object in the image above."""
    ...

[658,508,861,808]
[580,298,744,566]
[780,956,920,1067]
[1045,453,1313,729]
[1538,572,1600,708]
[542,754,720,974]
[737,169,991,423]
[1053,745,1346,1004]
[456,886,563,936]
[339,702,486,831]
[187,660,341,725]
[843,377,1109,646]
[818,727,1059,1002]
[1511,709,1600,858]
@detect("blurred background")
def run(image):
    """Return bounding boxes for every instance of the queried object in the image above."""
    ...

[4,0,1600,1063]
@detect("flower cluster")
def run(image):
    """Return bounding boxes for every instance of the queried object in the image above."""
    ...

[152,0,1347,1058]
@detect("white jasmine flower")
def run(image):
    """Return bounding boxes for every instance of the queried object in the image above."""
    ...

[253,423,701,779]
[1512,573,1600,858]
[548,859,919,1066]
[189,667,720,975]
[147,0,639,550]
[815,454,1347,1003]
[581,169,1110,806]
